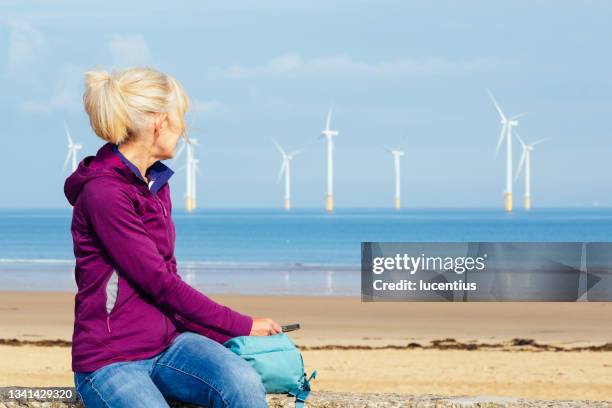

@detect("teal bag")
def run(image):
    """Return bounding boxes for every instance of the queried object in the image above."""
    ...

[224,333,317,407]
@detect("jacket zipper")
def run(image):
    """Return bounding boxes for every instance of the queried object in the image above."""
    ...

[153,191,171,344]
[154,193,167,217]
[153,193,170,246]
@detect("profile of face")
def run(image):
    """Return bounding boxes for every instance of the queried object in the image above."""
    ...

[151,108,185,161]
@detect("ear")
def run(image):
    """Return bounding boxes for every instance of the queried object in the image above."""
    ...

[153,112,169,136]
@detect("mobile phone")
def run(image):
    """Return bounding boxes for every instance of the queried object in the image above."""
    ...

[281,323,300,332]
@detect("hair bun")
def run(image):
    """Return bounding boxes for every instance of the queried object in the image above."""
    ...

[83,68,130,144]
[84,69,115,89]
[83,67,189,145]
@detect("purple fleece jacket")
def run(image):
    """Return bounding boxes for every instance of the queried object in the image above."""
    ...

[64,142,253,373]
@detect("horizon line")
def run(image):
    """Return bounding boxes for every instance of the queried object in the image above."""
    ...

[0,205,610,211]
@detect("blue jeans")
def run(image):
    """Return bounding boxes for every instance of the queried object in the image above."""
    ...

[73,331,267,408]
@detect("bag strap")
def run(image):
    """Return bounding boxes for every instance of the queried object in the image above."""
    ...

[289,371,317,408]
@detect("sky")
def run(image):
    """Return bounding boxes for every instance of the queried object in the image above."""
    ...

[0,0,611,209]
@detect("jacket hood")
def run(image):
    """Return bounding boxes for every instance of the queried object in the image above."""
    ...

[64,142,135,206]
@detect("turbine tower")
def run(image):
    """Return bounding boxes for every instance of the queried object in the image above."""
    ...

[515,135,547,210]
[185,139,199,212]
[390,148,404,210]
[488,90,525,212]
[174,138,200,212]
[321,107,339,212]
[273,139,302,211]
[63,122,82,173]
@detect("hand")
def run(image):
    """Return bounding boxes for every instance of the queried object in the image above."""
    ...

[249,317,282,336]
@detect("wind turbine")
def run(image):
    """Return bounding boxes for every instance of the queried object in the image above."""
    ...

[273,139,302,211]
[384,147,405,210]
[173,137,199,212]
[321,107,339,212]
[63,122,82,173]
[185,139,199,212]
[488,90,525,212]
[515,135,548,210]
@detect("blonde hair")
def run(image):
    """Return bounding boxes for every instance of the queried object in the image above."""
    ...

[83,67,189,145]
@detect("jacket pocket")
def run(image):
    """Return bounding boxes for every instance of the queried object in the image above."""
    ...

[104,270,119,333]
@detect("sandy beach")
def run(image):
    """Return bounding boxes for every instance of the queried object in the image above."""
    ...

[1,291,612,401]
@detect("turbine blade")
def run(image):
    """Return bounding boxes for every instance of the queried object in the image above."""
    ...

[515,151,526,181]
[272,138,286,155]
[530,137,548,147]
[62,150,72,172]
[495,123,507,154]
[487,89,506,121]
[277,161,287,184]
[325,107,333,131]
[381,146,392,153]
[172,140,186,165]
[515,132,526,148]
[64,121,73,145]
[290,148,303,157]
[511,112,527,120]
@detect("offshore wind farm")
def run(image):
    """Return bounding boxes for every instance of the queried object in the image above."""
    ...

[62,92,553,213]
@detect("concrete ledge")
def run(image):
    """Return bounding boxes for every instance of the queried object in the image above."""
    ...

[1,392,611,408]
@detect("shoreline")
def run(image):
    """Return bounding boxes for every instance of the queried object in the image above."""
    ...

[0,261,361,295]
[2,291,612,347]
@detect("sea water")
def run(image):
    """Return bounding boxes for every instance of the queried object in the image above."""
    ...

[0,208,611,295]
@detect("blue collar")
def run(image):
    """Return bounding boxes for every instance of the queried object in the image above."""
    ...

[111,144,174,194]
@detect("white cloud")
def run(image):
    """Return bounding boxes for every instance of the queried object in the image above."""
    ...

[19,88,75,114]
[19,64,83,115]
[7,20,47,75]
[190,99,229,118]
[107,34,152,67]
[211,53,507,79]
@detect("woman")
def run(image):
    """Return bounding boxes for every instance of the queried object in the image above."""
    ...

[64,67,280,408]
